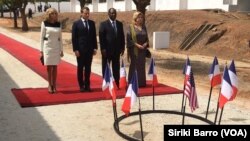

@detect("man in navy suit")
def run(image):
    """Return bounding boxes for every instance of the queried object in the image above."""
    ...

[72,7,97,92]
[99,8,125,87]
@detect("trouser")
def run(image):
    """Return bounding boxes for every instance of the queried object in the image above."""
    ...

[76,53,93,88]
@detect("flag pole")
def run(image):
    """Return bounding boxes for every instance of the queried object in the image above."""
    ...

[218,106,224,125]
[153,85,155,110]
[112,101,119,131]
[214,88,221,125]
[138,96,144,141]
[214,102,219,125]
[181,56,188,112]
[205,86,213,119]
[181,85,185,113]
[112,102,116,120]
[182,96,187,125]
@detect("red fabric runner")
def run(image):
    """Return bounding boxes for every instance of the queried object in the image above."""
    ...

[0,33,183,107]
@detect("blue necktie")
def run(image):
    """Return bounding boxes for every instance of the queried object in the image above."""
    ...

[84,20,88,31]
[112,21,117,34]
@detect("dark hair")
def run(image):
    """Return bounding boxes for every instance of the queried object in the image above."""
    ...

[81,7,89,13]
[108,8,116,13]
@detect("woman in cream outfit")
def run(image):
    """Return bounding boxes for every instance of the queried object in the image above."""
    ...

[40,8,63,93]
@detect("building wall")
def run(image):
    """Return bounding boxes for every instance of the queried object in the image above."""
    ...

[98,3,107,12]
[26,2,71,13]
[187,0,229,11]
[179,0,188,10]
[113,1,126,12]
[237,0,250,12]
[155,0,180,10]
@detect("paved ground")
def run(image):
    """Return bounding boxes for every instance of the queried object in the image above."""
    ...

[0,27,124,141]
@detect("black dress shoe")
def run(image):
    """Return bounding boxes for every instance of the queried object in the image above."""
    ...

[85,87,91,92]
[80,87,85,92]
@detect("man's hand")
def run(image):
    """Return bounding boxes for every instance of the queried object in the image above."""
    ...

[93,49,97,55]
[120,50,124,56]
[60,51,64,57]
[101,49,106,57]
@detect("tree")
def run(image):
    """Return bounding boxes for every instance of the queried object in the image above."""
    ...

[1,0,35,31]
[56,0,61,13]
[1,0,19,28]
[16,0,32,31]
[78,0,91,9]
[50,0,69,13]
[0,1,4,17]
[132,0,150,15]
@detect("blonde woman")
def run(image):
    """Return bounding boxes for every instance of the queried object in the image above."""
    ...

[40,8,63,94]
[127,11,149,87]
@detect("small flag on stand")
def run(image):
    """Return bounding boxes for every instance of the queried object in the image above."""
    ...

[102,63,117,103]
[119,59,127,89]
[183,57,191,84]
[109,72,117,103]
[181,57,191,114]
[228,60,238,101]
[148,58,158,86]
[219,66,233,109]
[102,64,110,92]
[121,71,138,116]
[209,56,221,87]
[183,67,199,112]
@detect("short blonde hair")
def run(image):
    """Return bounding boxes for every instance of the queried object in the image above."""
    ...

[44,8,58,21]
[132,11,143,24]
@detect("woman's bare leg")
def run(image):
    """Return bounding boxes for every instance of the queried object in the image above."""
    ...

[52,65,57,93]
[47,66,53,93]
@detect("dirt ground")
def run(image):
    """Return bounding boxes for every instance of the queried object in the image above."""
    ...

[0,10,249,108]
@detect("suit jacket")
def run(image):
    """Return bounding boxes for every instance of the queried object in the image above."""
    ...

[72,19,97,54]
[99,19,125,56]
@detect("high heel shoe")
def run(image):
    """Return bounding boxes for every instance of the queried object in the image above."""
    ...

[53,85,57,93]
[48,85,53,94]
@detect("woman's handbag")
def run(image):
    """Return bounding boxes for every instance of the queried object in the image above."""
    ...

[145,49,151,58]
[40,56,44,65]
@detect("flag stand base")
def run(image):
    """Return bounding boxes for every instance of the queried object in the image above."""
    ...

[114,110,213,141]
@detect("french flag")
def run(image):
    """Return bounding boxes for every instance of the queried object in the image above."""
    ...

[119,59,127,89]
[209,56,221,87]
[228,60,238,101]
[121,71,138,116]
[109,70,117,103]
[102,63,110,92]
[102,63,117,103]
[148,58,158,86]
[219,66,233,109]
[183,57,191,85]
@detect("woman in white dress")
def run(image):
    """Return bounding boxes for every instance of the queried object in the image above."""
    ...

[40,8,63,94]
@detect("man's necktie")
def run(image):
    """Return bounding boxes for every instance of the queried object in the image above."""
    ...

[112,21,117,34]
[84,20,88,31]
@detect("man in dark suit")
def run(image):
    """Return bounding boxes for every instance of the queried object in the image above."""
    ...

[72,7,97,92]
[99,8,125,87]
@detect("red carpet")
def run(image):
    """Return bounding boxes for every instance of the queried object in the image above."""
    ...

[0,33,183,107]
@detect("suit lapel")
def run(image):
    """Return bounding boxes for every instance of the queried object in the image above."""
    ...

[108,20,117,35]
[80,20,88,33]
